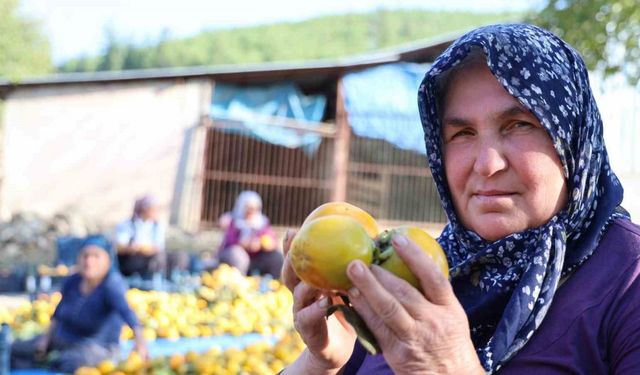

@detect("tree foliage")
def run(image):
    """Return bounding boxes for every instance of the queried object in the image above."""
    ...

[58,9,518,73]
[529,0,639,85]
[0,0,52,80]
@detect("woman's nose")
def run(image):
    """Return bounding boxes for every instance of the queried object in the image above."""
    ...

[473,141,508,177]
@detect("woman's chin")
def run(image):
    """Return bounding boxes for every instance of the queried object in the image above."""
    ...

[469,214,525,242]
[81,271,106,281]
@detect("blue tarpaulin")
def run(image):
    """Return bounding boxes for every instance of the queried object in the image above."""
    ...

[120,334,276,359]
[211,83,327,154]
[342,63,429,154]
[210,63,429,155]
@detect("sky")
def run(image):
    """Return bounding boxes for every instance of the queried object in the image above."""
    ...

[19,0,537,64]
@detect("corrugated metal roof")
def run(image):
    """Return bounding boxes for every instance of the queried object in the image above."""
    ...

[0,32,459,89]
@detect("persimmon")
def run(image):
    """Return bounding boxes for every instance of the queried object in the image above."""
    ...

[290,215,375,290]
[302,201,379,238]
[375,226,449,289]
[290,202,449,291]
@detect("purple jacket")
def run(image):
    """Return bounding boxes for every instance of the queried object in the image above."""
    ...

[219,218,276,258]
[343,219,640,374]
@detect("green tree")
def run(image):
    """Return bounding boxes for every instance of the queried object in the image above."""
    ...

[97,28,128,71]
[58,9,519,73]
[0,0,52,80]
[530,0,640,85]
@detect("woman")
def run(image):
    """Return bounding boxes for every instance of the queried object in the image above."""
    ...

[280,24,640,374]
[11,235,147,373]
[218,191,284,278]
[115,194,168,277]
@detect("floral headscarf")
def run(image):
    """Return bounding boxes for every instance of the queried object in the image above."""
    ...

[418,24,629,373]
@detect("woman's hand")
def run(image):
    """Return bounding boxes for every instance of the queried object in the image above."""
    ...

[248,237,262,252]
[34,320,55,361]
[281,230,357,374]
[34,334,49,361]
[346,235,484,375]
[133,326,149,362]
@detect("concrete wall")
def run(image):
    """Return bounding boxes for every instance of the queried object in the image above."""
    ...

[618,174,640,219]
[1,78,211,227]
[594,76,640,219]
[0,71,636,230]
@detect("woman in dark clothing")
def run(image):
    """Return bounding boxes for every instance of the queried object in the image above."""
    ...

[280,24,640,374]
[11,235,147,373]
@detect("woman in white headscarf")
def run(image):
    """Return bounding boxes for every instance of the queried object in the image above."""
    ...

[218,191,284,278]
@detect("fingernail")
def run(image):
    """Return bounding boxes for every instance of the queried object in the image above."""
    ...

[318,297,329,308]
[284,229,293,242]
[348,287,360,298]
[392,235,408,247]
[349,260,365,277]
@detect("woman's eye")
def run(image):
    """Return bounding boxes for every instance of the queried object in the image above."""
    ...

[448,129,474,141]
[508,121,534,131]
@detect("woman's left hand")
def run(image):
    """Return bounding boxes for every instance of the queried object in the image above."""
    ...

[346,235,484,375]
[135,341,149,362]
[249,237,262,252]
[133,327,149,362]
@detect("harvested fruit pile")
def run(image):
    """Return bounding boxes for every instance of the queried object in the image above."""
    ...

[0,264,304,374]
[74,335,304,375]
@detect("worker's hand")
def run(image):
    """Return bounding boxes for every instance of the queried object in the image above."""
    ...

[135,342,149,362]
[34,335,49,361]
[136,244,157,256]
[346,235,483,375]
[133,327,149,361]
[282,230,356,373]
[248,237,262,252]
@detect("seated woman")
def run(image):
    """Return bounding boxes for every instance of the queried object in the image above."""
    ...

[218,191,284,278]
[11,236,147,373]
[115,195,166,277]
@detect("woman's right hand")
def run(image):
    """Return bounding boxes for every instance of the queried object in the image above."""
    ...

[34,334,49,360]
[282,230,357,374]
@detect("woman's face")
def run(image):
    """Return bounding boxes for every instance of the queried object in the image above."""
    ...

[140,205,159,221]
[441,62,568,241]
[78,245,111,281]
[244,202,260,219]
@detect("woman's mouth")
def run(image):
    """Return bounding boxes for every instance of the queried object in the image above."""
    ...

[472,190,517,207]
[475,190,514,197]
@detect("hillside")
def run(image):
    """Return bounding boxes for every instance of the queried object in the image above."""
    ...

[58,9,521,73]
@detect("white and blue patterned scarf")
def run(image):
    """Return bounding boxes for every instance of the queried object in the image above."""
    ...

[417,24,629,373]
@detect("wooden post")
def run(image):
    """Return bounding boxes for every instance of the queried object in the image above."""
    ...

[332,79,350,202]
[174,79,213,231]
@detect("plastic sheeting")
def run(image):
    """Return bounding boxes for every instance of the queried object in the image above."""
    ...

[120,334,277,359]
[210,63,430,155]
[342,62,429,154]
[211,83,327,154]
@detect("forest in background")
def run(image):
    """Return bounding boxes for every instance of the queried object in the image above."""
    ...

[1,0,638,84]
[57,9,518,73]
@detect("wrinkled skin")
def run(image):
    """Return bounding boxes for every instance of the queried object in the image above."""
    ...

[377,226,449,290]
[346,235,483,374]
[282,230,357,374]
[282,230,483,375]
